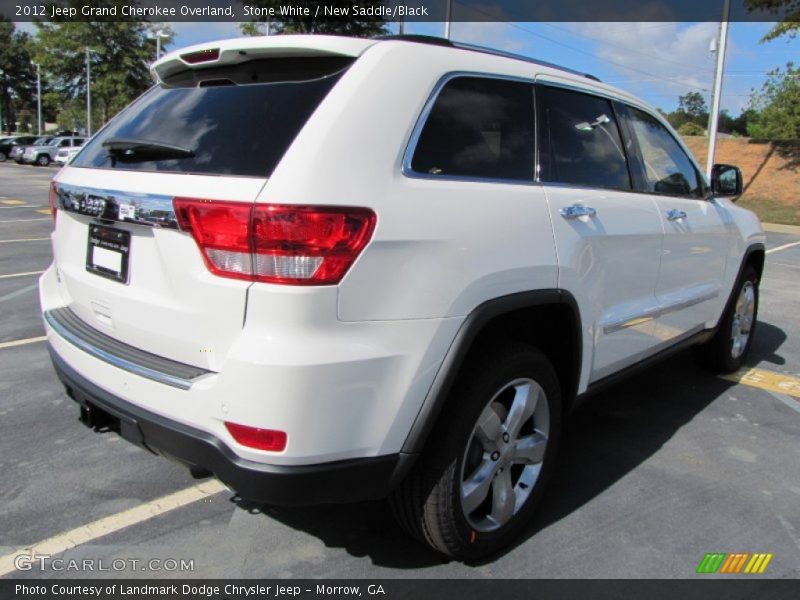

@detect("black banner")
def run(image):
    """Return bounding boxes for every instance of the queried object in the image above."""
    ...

[2,579,800,600]
[0,0,797,22]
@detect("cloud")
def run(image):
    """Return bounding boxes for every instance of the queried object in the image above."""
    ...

[567,22,721,103]
[450,21,528,53]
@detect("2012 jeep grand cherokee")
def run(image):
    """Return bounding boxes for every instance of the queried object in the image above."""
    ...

[40,35,765,559]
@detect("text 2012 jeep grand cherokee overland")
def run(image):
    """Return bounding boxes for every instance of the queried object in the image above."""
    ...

[40,35,765,559]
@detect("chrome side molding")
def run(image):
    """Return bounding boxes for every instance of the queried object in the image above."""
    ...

[53,182,179,229]
[602,287,720,334]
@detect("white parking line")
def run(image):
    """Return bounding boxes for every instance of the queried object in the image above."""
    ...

[0,237,49,244]
[0,283,38,303]
[0,270,45,280]
[766,241,800,255]
[0,336,47,350]
[0,480,226,576]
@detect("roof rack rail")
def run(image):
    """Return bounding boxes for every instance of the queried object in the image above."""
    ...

[452,42,602,82]
[376,35,601,83]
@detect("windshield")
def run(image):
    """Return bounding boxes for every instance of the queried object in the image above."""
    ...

[72,56,353,178]
[34,137,52,145]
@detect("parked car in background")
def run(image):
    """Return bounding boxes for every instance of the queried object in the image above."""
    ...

[11,136,52,163]
[23,136,85,166]
[0,136,39,162]
[54,146,82,166]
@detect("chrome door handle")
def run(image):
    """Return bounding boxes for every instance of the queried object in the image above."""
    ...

[560,204,597,219]
[666,209,688,221]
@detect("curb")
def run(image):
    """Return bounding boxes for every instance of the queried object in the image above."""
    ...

[763,222,800,235]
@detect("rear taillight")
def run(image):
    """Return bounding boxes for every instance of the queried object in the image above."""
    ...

[48,182,58,226]
[225,422,287,452]
[173,199,376,285]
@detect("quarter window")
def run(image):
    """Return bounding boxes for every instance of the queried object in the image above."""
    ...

[623,106,702,197]
[536,85,631,190]
[410,77,536,182]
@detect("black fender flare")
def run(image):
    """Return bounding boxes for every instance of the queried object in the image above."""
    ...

[400,289,582,456]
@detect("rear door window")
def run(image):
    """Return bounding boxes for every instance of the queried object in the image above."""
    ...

[72,57,353,177]
[410,76,536,182]
[536,85,631,190]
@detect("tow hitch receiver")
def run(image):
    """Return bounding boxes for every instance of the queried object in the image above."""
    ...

[78,403,118,431]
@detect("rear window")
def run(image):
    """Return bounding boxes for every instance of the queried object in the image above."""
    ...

[72,57,353,177]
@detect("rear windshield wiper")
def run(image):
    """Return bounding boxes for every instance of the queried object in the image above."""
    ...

[102,138,195,162]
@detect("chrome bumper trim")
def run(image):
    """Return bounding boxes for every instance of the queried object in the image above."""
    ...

[44,307,211,390]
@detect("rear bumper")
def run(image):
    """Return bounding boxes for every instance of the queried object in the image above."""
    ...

[50,347,413,505]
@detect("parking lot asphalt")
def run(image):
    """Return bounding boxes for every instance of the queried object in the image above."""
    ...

[0,161,798,579]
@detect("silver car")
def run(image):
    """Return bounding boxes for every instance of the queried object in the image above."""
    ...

[23,137,85,166]
[54,146,82,166]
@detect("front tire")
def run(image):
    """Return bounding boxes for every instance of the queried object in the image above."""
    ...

[391,343,562,560]
[36,154,50,167]
[695,265,759,373]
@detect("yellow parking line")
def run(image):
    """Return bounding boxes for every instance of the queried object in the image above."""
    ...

[721,367,800,399]
[0,199,24,205]
[0,237,50,244]
[0,480,226,576]
[0,270,45,280]
[0,336,47,350]
[35,209,51,215]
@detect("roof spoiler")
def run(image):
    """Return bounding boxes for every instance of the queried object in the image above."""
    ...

[151,35,377,82]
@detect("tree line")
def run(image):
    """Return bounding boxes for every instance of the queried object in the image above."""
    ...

[661,62,798,141]
[0,16,171,134]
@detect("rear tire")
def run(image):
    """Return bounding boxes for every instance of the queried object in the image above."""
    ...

[391,343,562,560]
[694,265,759,373]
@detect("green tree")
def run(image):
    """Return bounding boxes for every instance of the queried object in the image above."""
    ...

[747,62,800,139]
[717,109,751,136]
[745,0,799,42]
[678,92,709,119]
[678,122,706,136]
[240,0,389,36]
[665,92,710,131]
[33,3,172,130]
[0,20,37,133]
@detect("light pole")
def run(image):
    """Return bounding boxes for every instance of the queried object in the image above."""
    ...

[85,48,101,137]
[706,0,731,179]
[86,48,92,137]
[444,0,453,39]
[0,68,4,135]
[32,62,42,136]
[150,29,168,60]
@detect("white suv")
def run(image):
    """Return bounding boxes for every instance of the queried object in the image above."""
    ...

[40,35,765,559]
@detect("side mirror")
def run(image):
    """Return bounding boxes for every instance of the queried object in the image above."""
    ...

[711,164,743,199]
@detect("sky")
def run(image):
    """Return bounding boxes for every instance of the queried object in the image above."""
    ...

[162,19,800,115]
